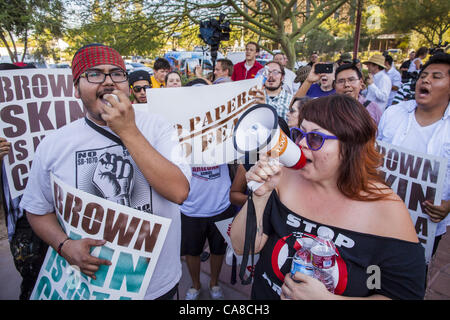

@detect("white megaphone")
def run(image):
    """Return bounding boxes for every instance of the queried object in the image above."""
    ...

[233,104,307,191]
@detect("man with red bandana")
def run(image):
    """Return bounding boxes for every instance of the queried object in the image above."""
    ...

[20,43,191,300]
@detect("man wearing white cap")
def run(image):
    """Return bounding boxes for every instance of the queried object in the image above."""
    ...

[362,54,392,112]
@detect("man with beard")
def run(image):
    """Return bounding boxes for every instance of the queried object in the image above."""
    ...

[254,61,293,122]
[378,53,449,257]
[20,43,191,300]
[293,62,336,99]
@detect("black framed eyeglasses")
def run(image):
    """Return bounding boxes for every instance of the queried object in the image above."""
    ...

[132,85,151,93]
[80,70,128,83]
[290,127,338,151]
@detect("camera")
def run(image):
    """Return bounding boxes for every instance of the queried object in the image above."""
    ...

[199,14,231,48]
[198,14,231,75]
[315,63,334,74]
[429,41,448,56]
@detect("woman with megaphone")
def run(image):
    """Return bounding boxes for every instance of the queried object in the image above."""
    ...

[230,94,426,300]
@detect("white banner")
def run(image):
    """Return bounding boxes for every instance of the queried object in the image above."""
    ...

[137,79,259,166]
[0,69,84,199]
[376,140,447,263]
[30,173,171,300]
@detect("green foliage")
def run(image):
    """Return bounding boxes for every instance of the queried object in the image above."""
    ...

[382,0,450,45]
[66,0,164,57]
[0,0,64,62]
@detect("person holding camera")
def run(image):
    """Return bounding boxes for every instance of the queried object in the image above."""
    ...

[293,62,336,99]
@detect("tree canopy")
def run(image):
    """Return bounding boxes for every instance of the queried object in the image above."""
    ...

[0,0,65,63]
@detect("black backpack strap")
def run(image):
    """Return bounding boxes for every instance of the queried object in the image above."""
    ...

[84,117,124,146]
[363,99,371,108]
[239,191,257,285]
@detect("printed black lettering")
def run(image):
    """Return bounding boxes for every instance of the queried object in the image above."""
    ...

[13,75,31,100]
[399,153,423,179]
[421,159,439,184]
[48,74,73,97]
[32,135,46,152]
[31,74,48,98]
[414,216,428,237]
[0,76,14,102]
[409,182,436,211]
[397,177,408,202]
[1,104,27,138]
[27,101,55,133]
[69,100,85,122]
[55,100,67,129]
[385,149,399,171]
[13,139,28,161]
[11,163,28,191]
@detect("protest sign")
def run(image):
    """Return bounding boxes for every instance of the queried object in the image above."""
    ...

[376,140,447,263]
[0,69,84,199]
[140,79,259,165]
[31,173,171,300]
[215,217,259,280]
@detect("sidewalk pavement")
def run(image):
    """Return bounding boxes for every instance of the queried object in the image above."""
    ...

[0,204,448,299]
[425,229,450,300]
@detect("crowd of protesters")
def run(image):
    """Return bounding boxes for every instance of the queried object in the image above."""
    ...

[0,40,448,301]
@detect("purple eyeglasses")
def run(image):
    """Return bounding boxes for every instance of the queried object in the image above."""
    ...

[290,127,338,151]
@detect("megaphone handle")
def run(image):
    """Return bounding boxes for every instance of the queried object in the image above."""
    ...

[247,180,264,192]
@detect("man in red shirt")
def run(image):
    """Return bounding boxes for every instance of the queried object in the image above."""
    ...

[231,41,263,81]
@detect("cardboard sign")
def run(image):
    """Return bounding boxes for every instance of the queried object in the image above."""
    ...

[31,173,171,300]
[376,140,447,263]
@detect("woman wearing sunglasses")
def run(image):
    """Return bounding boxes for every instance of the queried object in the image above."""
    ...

[230,94,426,300]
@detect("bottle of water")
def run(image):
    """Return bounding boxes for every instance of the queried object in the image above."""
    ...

[290,237,315,279]
[311,229,336,293]
[255,67,268,89]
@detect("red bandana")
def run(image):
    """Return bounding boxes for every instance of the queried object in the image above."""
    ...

[72,45,125,82]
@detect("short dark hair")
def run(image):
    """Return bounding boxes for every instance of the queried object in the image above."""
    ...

[154,58,171,71]
[216,58,234,76]
[246,41,260,52]
[384,54,393,66]
[415,47,428,58]
[335,63,363,80]
[185,78,208,87]
[128,70,151,87]
[419,52,450,76]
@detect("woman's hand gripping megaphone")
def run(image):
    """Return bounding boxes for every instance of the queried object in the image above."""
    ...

[245,153,283,196]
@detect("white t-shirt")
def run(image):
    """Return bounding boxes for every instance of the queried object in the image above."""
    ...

[364,70,392,112]
[283,68,300,95]
[408,58,422,73]
[20,110,191,299]
[401,116,440,153]
[386,67,402,107]
[180,164,231,217]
